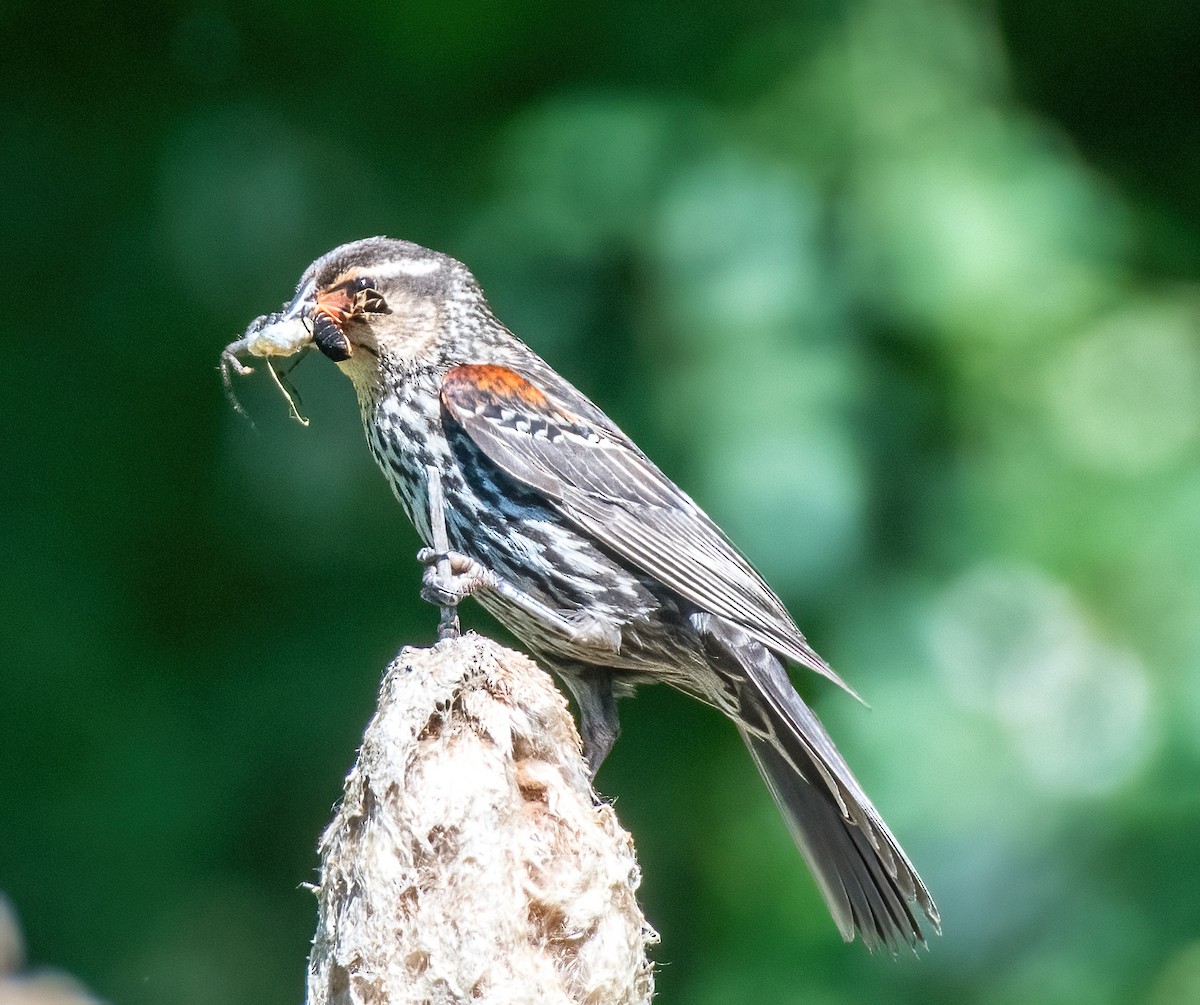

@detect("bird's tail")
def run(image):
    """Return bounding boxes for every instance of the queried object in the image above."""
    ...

[695,613,939,952]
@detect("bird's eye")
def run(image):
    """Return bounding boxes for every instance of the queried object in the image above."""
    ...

[353,276,374,293]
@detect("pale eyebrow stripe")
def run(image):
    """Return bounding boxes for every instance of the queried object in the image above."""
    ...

[369,257,444,279]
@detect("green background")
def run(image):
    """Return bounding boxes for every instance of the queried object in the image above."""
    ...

[4,1,1200,1002]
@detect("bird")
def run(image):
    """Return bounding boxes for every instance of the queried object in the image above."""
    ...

[228,236,939,952]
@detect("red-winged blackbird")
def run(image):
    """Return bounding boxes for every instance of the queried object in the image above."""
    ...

[229,237,939,951]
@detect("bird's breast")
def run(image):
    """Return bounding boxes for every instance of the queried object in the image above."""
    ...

[363,379,670,662]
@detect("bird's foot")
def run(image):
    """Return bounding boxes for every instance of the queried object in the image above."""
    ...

[417,548,493,608]
[415,548,621,655]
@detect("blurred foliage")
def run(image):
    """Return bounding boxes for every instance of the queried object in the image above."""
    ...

[3,0,1199,1002]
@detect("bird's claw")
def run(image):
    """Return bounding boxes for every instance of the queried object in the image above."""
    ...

[417,548,492,608]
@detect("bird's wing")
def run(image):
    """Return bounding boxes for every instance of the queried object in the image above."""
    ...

[440,363,859,698]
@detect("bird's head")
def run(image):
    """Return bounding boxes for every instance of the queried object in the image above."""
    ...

[225,237,485,405]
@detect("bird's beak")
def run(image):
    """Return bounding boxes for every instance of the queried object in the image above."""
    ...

[222,279,317,367]
[281,279,317,324]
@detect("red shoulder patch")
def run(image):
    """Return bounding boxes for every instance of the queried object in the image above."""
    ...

[442,364,552,411]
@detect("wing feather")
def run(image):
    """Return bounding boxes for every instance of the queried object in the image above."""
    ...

[441,363,859,697]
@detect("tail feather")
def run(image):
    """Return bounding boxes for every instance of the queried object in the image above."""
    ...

[741,732,930,951]
[695,613,939,951]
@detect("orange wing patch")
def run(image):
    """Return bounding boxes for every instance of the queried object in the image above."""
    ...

[442,364,554,412]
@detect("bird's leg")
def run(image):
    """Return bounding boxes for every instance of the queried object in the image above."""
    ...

[424,467,461,641]
[554,669,623,776]
[415,551,622,655]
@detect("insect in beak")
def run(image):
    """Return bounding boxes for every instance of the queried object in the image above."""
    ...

[220,279,319,424]
[311,287,354,362]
